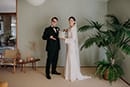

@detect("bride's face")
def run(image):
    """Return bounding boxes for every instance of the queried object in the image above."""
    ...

[69,18,75,27]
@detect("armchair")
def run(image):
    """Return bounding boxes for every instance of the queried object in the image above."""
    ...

[2,49,19,73]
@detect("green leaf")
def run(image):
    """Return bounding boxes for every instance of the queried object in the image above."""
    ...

[79,25,94,32]
[106,14,121,25]
[80,37,98,50]
[123,19,130,28]
[79,20,103,32]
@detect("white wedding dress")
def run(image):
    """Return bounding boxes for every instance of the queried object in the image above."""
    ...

[64,24,91,82]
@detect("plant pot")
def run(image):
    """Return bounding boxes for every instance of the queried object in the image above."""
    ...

[104,69,109,80]
[103,67,119,81]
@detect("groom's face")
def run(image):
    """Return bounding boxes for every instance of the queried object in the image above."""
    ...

[51,19,58,27]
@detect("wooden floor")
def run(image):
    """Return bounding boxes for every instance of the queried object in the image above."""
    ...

[0,67,129,87]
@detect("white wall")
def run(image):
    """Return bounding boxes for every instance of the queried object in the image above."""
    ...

[0,0,16,12]
[18,0,108,66]
[108,0,130,84]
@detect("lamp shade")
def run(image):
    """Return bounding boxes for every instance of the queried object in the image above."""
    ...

[27,0,46,6]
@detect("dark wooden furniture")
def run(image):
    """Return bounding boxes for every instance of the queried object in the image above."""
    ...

[17,58,40,73]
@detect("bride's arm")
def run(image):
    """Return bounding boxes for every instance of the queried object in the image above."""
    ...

[65,30,76,44]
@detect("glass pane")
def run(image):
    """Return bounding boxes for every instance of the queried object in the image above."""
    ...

[0,15,16,53]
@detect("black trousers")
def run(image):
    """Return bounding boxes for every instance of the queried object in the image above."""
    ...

[46,50,59,75]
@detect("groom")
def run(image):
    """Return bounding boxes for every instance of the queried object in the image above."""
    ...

[42,17,61,79]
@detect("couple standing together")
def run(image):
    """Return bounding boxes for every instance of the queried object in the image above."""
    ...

[42,16,91,81]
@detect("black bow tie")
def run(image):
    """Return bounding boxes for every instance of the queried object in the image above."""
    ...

[52,27,56,29]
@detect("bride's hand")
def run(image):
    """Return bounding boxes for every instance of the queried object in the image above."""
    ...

[60,37,66,40]
[63,29,68,32]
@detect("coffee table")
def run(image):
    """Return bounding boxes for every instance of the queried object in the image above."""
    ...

[17,58,40,73]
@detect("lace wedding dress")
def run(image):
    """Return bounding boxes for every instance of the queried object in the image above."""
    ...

[64,24,91,82]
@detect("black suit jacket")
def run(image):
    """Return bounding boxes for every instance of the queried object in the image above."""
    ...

[42,26,60,52]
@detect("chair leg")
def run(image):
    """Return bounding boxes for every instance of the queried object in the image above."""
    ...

[13,65,16,73]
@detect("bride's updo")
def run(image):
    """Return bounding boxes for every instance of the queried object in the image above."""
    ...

[68,16,76,22]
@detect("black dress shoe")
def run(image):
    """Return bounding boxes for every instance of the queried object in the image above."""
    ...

[46,75,51,79]
[52,71,61,75]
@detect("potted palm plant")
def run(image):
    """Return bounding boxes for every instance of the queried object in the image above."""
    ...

[79,14,130,83]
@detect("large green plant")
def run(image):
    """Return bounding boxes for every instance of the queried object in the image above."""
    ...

[79,15,130,83]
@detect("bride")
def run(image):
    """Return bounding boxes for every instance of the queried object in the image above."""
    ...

[63,16,91,82]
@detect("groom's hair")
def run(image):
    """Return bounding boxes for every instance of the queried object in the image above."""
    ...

[68,16,76,21]
[51,17,58,21]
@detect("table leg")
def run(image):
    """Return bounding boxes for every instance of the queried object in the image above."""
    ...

[34,62,36,71]
[22,64,26,73]
[32,62,36,71]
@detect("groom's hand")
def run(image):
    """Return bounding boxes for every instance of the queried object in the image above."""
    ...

[50,35,56,40]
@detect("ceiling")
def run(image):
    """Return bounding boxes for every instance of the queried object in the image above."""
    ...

[0,0,16,13]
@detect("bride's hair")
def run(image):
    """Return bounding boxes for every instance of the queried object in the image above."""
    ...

[68,16,76,22]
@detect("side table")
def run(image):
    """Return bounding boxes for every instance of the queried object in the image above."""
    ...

[17,58,40,73]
